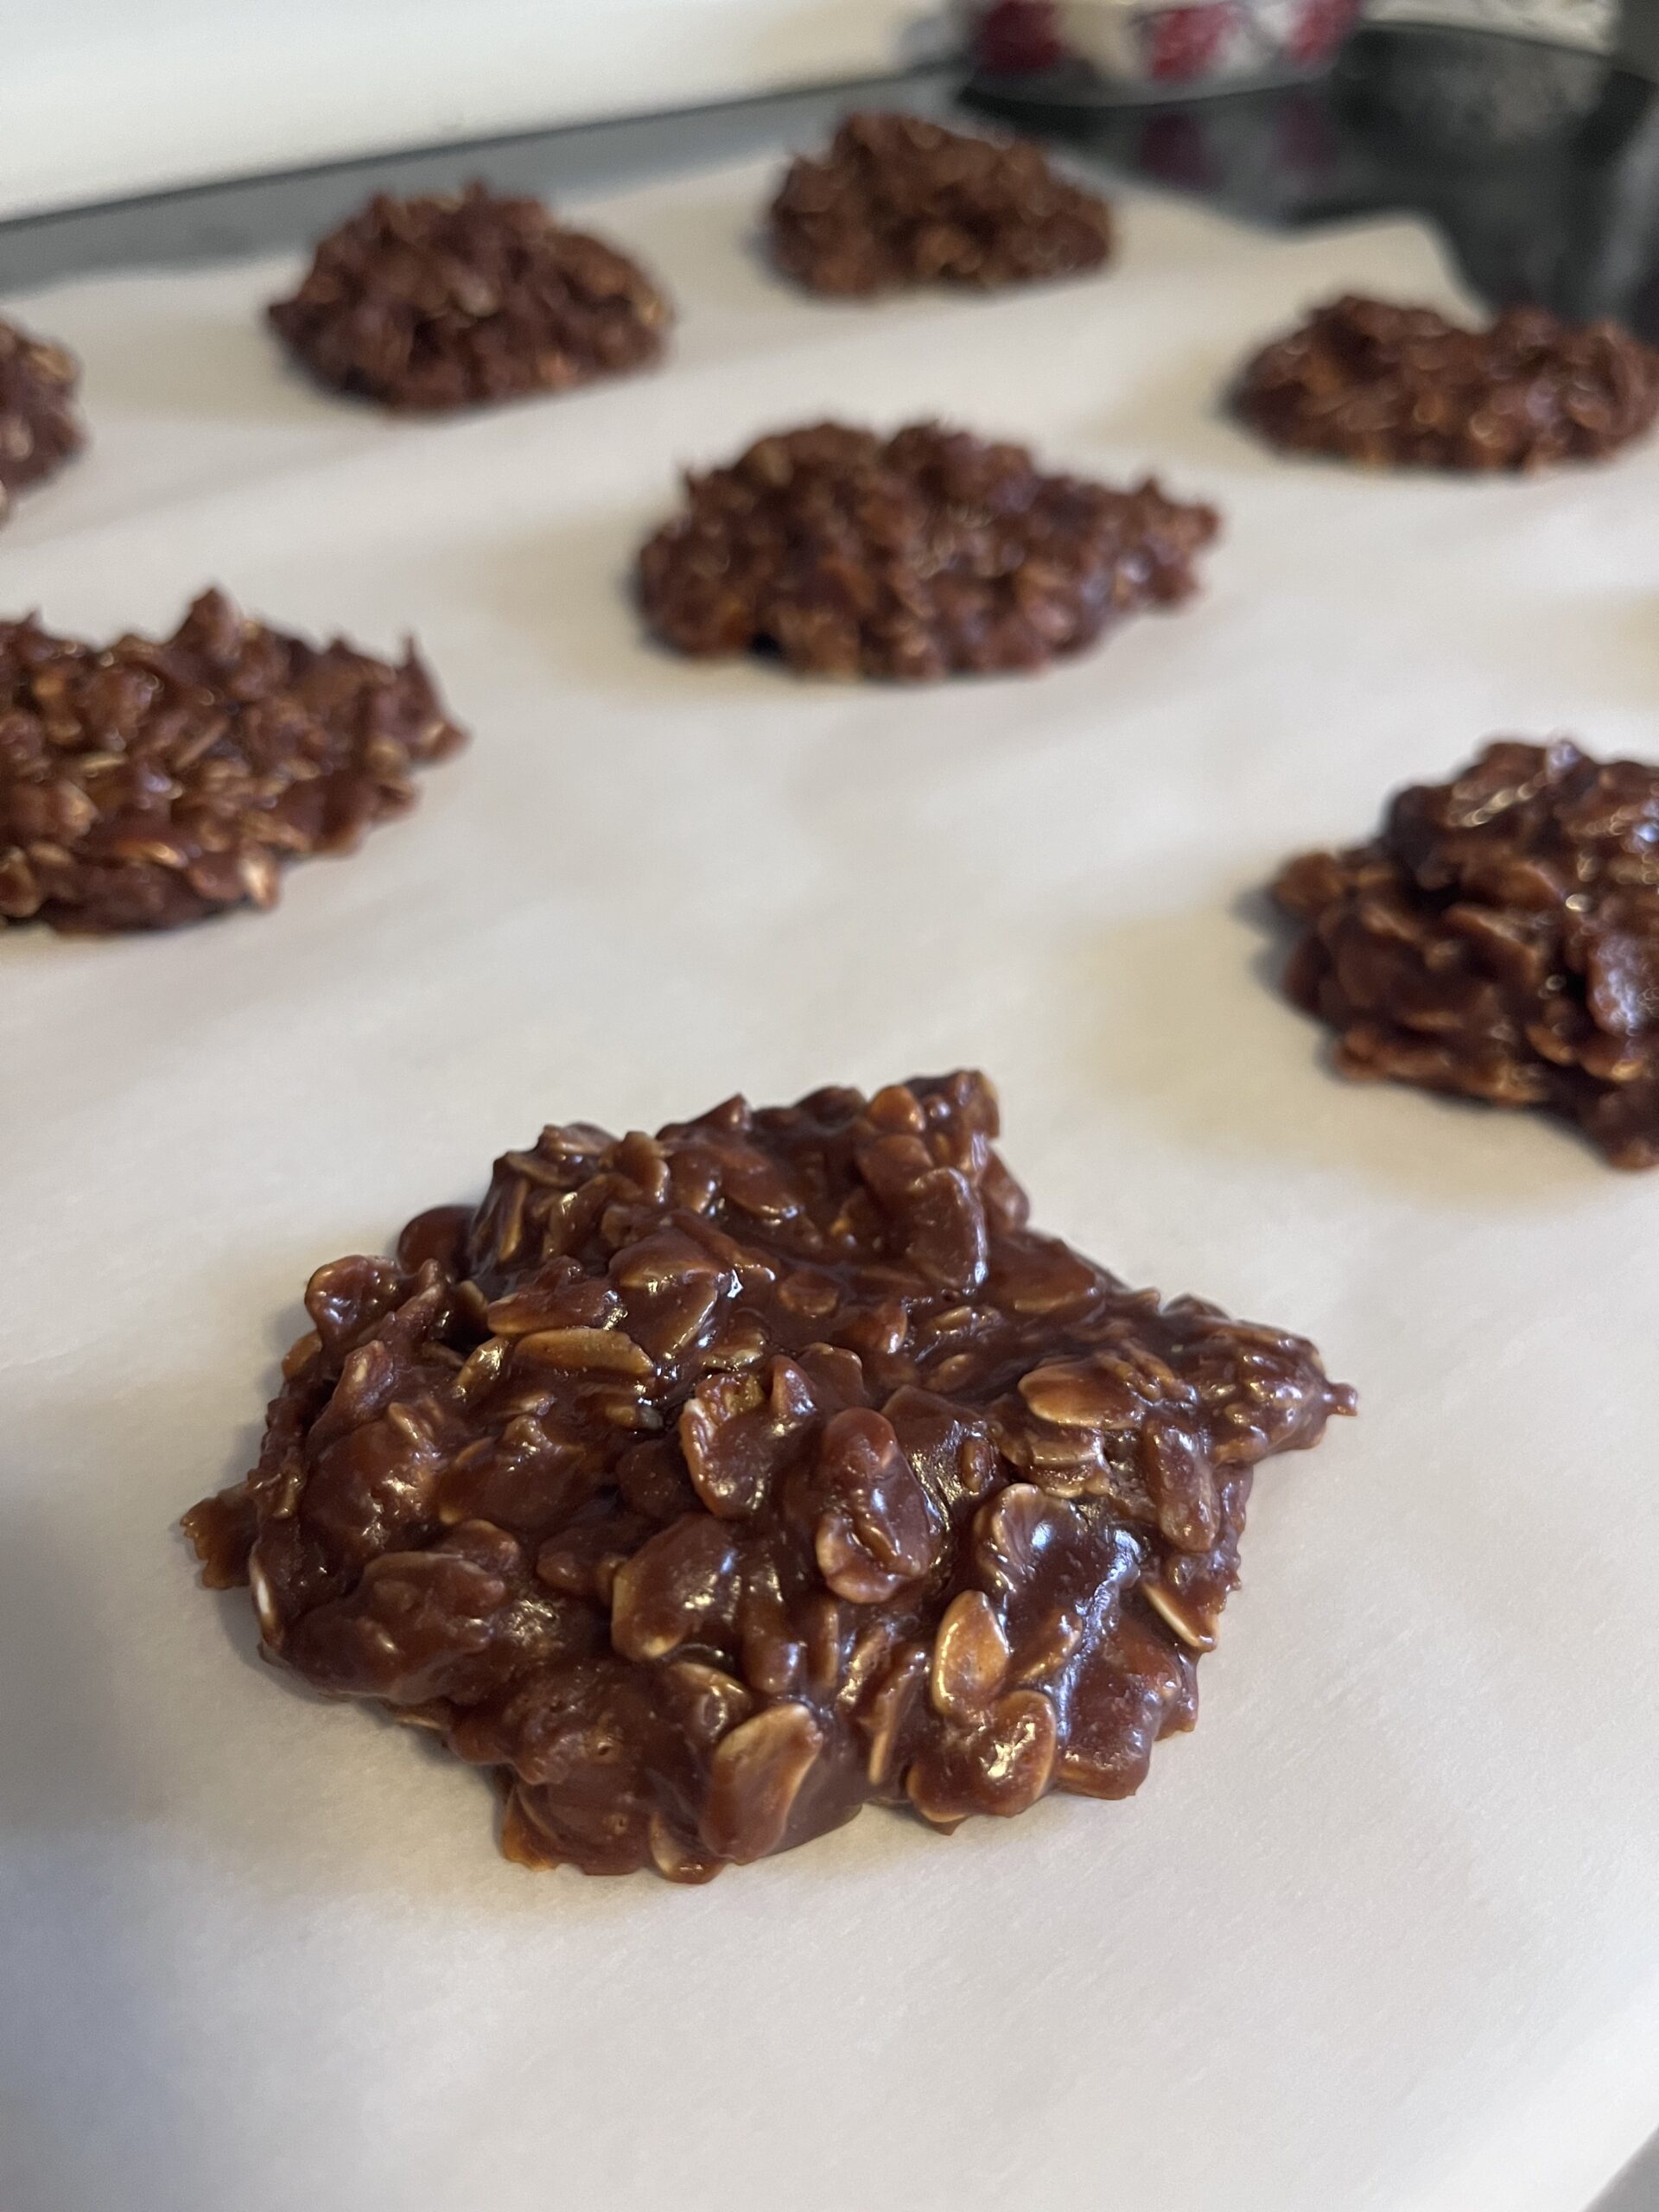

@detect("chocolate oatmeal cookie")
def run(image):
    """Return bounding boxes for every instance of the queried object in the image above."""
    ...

[0,315,84,521]
[1274,739,1659,1164]
[1234,294,1659,470]
[269,182,672,411]
[769,111,1114,296]
[0,589,466,933]
[186,1070,1352,1882]
[637,421,1219,680]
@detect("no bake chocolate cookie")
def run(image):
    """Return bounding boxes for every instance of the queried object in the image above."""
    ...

[769,111,1114,296]
[1234,294,1659,471]
[0,588,465,932]
[269,183,672,411]
[1274,739,1659,1164]
[0,315,84,520]
[186,1071,1352,1881]
[637,420,1218,680]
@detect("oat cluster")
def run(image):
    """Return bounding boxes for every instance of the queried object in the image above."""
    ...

[0,589,466,933]
[268,182,673,411]
[637,420,1219,680]
[769,111,1114,296]
[1275,739,1659,1165]
[1234,294,1659,470]
[0,315,84,521]
[186,1071,1353,1880]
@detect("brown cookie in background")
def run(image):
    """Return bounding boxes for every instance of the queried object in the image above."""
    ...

[184,1068,1353,1883]
[0,316,85,521]
[769,111,1114,296]
[1274,739,1659,1166]
[1233,294,1659,471]
[637,420,1218,681]
[268,182,672,412]
[0,588,466,934]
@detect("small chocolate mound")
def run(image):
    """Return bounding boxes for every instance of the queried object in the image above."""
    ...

[637,421,1218,681]
[0,316,85,521]
[185,1070,1352,1883]
[769,111,1114,296]
[269,182,672,412]
[1234,294,1659,470]
[1274,739,1659,1166]
[0,589,466,934]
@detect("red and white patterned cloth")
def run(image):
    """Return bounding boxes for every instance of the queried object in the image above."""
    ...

[967,0,1611,88]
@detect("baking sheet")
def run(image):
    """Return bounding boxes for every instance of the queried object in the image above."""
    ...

[3,160,1658,2212]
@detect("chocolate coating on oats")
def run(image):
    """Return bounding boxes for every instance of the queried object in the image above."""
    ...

[1234,294,1659,471]
[269,182,672,412]
[1274,740,1659,1166]
[768,111,1113,296]
[186,1071,1352,1882]
[637,422,1218,681]
[0,316,84,520]
[0,589,465,933]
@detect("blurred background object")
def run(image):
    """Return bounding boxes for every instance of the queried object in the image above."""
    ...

[10,0,1653,221]
[0,0,945,220]
[963,0,1367,97]
[6,6,1659,339]
[966,19,1659,334]
[960,0,1634,99]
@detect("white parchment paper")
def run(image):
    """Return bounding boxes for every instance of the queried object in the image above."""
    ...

[3,162,1658,2212]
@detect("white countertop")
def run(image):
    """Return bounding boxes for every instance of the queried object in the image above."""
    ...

[0,0,929,219]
